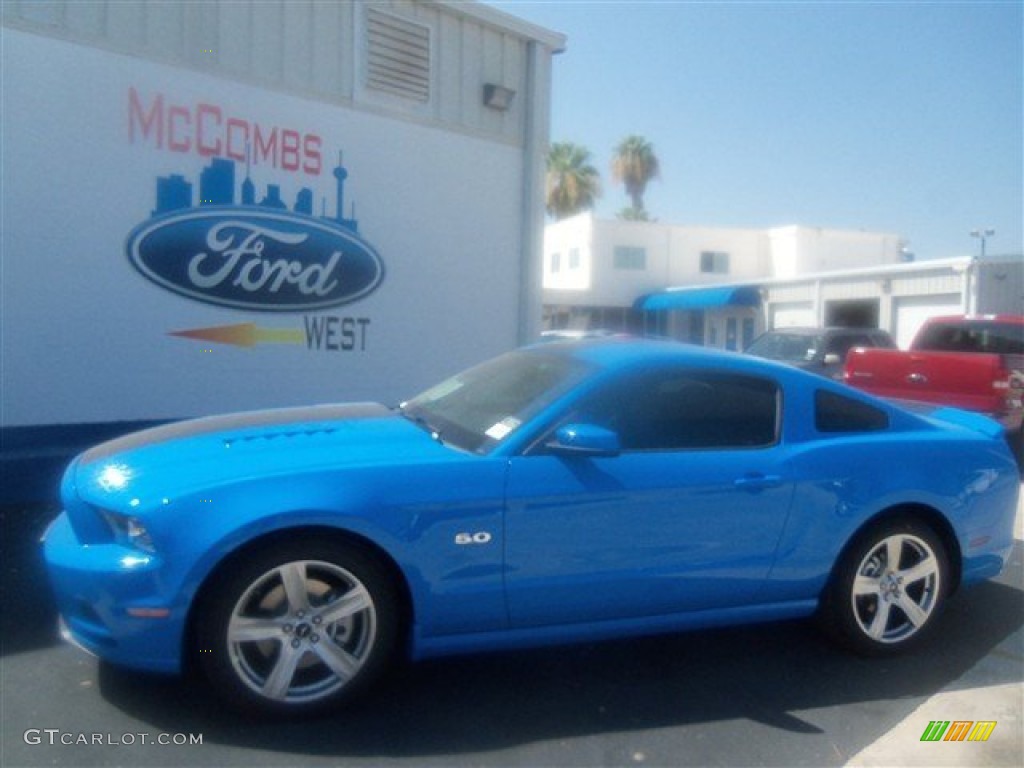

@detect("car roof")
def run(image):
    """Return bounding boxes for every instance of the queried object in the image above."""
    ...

[530,337,795,378]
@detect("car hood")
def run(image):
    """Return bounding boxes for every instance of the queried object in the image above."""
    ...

[69,403,451,504]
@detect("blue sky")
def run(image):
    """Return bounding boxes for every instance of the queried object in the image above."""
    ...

[489,0,1022,261]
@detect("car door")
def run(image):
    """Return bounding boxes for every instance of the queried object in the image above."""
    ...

[503,367,795,628]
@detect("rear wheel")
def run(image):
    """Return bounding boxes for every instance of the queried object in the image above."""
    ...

[195,537,402,716]
[822,518,948,656]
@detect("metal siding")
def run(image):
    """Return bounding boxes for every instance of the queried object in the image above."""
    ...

[437,12,463,124]
[890,272,961,297]
[146,1,185,61]
[820,279,878,300]
[190,2,219,70]
[250,1,283,84]
[3,0,534,144]
[282,0,313,92]
[216,2,250,76]
[502,32,525,141]
[977,261,1024,314]
[459,16,484,127]
[62,2,105,38]
[106,0,143,42]
[309,1,342,97]
[12,0,63,27]
[480,25,506,134]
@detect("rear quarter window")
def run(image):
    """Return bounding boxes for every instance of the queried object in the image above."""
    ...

[815,390,889,433]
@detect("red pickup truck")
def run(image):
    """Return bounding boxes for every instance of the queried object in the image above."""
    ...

[844,315,1024,442]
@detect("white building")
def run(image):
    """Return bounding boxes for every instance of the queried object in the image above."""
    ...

[2,0,564,429]
[759,256,1023,348]
[543,213,907,347]
[1,0,564,500]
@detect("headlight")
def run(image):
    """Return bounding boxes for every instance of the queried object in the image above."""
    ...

[101,511,156,553]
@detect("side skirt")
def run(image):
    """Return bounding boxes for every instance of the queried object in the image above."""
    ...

[410,599,818,661]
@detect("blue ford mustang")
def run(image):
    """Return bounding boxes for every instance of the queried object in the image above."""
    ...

[44,339,1019,715]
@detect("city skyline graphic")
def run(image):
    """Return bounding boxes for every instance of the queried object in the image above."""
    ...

[152,151,359,233]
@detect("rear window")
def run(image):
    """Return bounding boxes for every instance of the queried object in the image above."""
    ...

[815,390,889,433]
[915,321,1024,355]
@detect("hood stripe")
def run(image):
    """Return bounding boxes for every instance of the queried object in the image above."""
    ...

[79,403,391,466]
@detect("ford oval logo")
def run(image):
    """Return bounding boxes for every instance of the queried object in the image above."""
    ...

[126,209,384,312]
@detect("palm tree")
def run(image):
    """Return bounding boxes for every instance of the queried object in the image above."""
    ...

[611,135,660,220]
[546,142,601,219]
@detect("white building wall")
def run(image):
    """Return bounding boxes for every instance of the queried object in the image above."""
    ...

[767,226,904,278]
[588,218,673,304]
[1,1,564,427]
[665,227,768,285]
[544,213,593,292]
[543,214,904,310]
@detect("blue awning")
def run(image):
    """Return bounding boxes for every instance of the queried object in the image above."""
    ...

[635,285,762,311]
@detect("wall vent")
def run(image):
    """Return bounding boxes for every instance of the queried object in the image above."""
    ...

[366,9,430,102]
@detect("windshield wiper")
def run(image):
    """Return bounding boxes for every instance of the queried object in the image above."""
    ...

[397,406,444,444]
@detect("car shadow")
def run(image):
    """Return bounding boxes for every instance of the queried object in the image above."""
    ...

[0,504,61,657]
[96,560,1023,760]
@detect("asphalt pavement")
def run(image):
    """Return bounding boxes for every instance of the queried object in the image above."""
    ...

[1,490,1021,767]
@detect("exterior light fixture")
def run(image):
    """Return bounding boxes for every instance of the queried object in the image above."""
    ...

[483,83,515,111]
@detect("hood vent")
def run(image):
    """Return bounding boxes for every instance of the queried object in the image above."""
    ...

[223,427,340,449]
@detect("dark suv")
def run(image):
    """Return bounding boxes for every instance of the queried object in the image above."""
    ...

[745,327,896,379]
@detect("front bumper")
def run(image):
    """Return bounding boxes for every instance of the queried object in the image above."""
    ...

[43,512,185,674]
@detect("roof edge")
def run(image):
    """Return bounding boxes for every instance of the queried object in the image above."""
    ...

[431,1,567,52]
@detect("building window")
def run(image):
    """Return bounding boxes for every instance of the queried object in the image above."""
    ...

[700,251,729,274]
[568,248,581,270]
[550,252,561,273]
[614,246,646,271]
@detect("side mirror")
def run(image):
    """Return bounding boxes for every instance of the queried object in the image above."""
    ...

[546,424,621,458]
[823,353,841,366]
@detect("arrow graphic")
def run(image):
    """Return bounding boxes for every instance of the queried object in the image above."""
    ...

[169,323,305,348]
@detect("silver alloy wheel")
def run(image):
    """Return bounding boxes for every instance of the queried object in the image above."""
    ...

[226,559,378,704]
[850,533,941,644]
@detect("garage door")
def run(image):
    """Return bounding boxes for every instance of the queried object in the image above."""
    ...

[770,303,815,329]
[894,294,962,349]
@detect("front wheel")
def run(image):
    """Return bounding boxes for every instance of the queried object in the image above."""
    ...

[194,537,402,716]
[821,518,949,656]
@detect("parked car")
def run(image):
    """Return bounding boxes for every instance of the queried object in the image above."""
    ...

[845,315,1024,445]
[44,339,1019,716]
[745,326,897,379]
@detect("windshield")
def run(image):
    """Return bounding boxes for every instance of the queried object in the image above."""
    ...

[400,349,592,454]
[746,332,822,363]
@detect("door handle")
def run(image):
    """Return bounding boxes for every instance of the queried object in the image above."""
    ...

[734,474,783,491]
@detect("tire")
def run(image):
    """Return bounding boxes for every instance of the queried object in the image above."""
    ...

[820,518,949,656]
[194,536,402,716]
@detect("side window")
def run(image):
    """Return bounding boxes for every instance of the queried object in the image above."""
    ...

[815,390,889,433]
[571,369,779,451]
